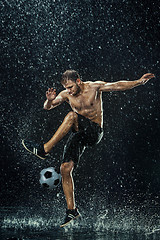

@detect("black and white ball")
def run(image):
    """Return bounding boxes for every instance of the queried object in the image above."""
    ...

[39,167,61,189]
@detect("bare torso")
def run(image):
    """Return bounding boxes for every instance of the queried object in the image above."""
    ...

[63,82,103,127]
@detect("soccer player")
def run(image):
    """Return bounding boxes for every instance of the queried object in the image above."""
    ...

[22,70,154,227]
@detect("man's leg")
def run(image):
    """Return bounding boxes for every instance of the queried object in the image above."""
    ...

[60,160,80,227]
[44,111,78,153]
[22,111,78,160]
[60,160,75,210]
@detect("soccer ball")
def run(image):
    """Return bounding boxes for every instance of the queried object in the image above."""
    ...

[39,167,61,189]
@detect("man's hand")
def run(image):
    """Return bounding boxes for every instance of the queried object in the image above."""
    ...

[46,88,56,101]
[139,73,155,85]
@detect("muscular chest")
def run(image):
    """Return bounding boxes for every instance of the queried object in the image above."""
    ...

[69,89,98,111]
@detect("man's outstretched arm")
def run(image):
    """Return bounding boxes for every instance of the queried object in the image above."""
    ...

[99,73,155,92]
[43,88,67,110]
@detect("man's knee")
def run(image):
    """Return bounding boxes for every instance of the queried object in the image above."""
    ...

[64,111,78,123]
[60,161,74,175]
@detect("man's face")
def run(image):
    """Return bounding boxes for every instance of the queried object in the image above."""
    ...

[63,79,80,96]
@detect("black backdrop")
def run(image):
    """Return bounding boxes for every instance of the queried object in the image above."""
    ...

[0,0,160,207]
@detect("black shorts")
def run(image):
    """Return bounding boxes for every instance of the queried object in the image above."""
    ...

[62,114,103,167]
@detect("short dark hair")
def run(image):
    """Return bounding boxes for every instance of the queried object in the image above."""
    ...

[61,70,80,84]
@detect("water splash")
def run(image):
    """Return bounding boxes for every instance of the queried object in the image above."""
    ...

[1,205,160,236]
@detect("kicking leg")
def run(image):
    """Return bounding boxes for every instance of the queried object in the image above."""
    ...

[22,111,78,159]
[44,111,78,153]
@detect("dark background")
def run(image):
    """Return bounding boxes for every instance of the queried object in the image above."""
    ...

[0,0,160,208]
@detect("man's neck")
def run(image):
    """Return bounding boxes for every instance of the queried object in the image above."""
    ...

[79,81,85,94]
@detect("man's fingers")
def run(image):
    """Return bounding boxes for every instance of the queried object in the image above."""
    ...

[150,73,155,78]
[46,88,56,98]
[144,73,155,79]
[47,88,56,93]
[46,90,52,95]
[48,88,52,92]
[141,73,155,84]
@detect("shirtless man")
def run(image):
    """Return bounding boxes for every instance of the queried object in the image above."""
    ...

[22,70,155,227]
